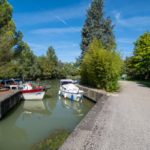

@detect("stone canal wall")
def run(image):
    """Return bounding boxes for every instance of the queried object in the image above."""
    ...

[59,85,108,150]
[78,85,106,102]
[0,91,22,119]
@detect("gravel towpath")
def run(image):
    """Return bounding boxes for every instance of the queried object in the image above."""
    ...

[60,81,150,150]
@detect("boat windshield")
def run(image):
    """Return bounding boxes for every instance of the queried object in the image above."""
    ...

[61,81,73,85]
[60,79,74,85]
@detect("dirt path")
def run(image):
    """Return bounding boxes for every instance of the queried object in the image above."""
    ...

[60,81,150,150]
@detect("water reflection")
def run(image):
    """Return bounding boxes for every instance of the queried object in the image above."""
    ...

[0,104,28,150]
[60,97,84,117]
[0,80,94,150]
[23,100,49,115]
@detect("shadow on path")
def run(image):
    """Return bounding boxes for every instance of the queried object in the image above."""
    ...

[136,80,150,88]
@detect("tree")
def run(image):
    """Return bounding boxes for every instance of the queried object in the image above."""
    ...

[47,46,58,65]
[0,0,17,65]
[0,61,19,78]
[38,46,58,79]
[81,38,122,91]
[13,31,24,58]
[17,42,41,80]
[81,0,115,57]
[0,0,24,79]
[126,32,150,80]
[30,57,42,79]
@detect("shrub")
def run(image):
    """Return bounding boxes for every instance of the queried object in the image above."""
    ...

[125,32,150,80]
[81,38,123,91]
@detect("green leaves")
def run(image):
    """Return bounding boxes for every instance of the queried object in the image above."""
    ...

[0,0,12,28]
[126,32,150,80]
[38,46,58,79]
[81,38,122,91]
[0,0,16,65]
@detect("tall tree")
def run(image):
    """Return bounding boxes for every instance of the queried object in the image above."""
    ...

[126,32,150,80]
[0,0,17,65]
[17,42,42,80]
[38,46,58,79]
[81,0,115,57]
[47,46,58,65]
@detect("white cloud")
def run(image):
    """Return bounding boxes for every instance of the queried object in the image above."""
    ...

[55,16,68,25]
[31,27,81,34]
[113,11,150,28]
[14,3,88,26]
[117,38,134,44]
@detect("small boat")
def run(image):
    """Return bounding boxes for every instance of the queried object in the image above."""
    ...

[58,79,84,102]
[21,83,45,100]
[0,78,22,90]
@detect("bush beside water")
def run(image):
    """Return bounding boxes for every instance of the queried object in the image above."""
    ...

[81,39,123,92]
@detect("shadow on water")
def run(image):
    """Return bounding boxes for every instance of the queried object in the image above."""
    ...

[0,100,23,121]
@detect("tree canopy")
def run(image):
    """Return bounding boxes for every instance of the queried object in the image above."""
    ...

[38,46,58,79]
[0,0,17,65]
[126,32,150,80]
[81,0,115,57]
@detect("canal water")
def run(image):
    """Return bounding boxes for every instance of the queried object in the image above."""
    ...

[0,80,94,150]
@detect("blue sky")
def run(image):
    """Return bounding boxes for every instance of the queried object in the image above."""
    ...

[8,0,150,62]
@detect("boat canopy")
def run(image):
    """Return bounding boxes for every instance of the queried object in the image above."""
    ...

[60,79,74,85]
[62,83,79,91]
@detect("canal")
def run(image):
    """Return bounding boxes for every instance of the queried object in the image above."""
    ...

[0,80,94,150]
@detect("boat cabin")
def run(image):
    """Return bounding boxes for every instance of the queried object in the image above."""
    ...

[60,79,74,85]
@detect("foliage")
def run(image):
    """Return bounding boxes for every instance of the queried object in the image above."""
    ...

[54,61,80,79]
[0,0,17,66]
[62,63,79,77]
[38,46,58,79]
[0,0,82,80]
[81,0,115,57]
[126,32,150,80]
[0,61,19,78]
[17,42,41,80]
[81,38,122,91]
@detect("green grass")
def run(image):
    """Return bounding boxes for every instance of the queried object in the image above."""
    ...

[31,130,70,150]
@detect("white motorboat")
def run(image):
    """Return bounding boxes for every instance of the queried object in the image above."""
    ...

[21,83,45,100]
[58,79,84,102]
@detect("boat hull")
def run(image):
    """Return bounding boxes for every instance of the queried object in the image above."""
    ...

[59,90,83,102]
[21,90,45,100]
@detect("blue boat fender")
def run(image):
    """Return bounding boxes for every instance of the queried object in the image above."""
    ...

[71,95,74,101]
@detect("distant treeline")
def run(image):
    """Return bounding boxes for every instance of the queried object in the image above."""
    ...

[0,0,80,80]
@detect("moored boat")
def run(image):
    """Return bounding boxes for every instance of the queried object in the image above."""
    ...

[58,79,84,102]
[21,83,45,100]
